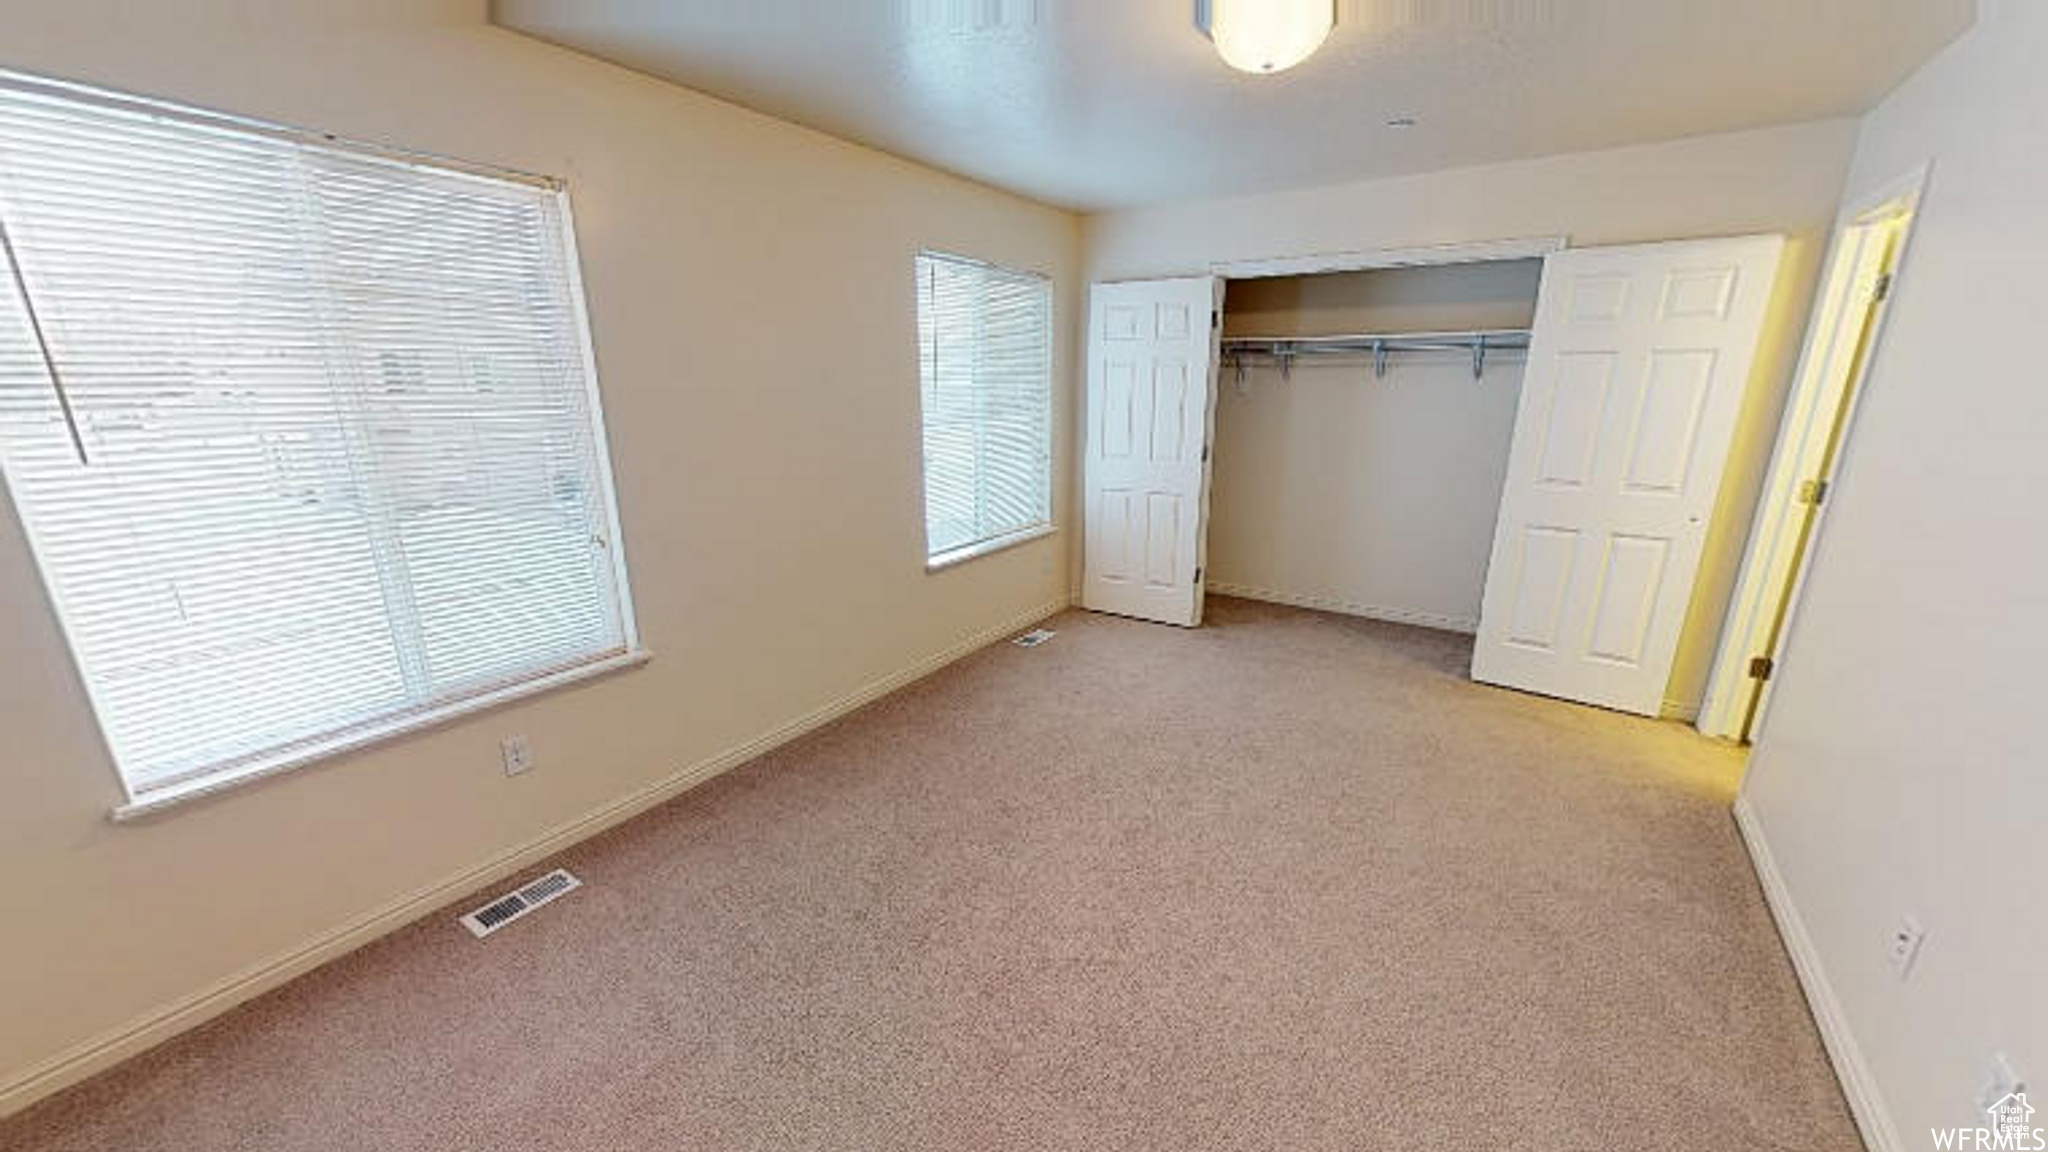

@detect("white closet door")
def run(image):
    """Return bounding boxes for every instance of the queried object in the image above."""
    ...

[1472,236,1784,715]
[1081,276,1223,626]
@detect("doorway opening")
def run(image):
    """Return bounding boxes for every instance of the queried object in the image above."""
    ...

[1698,168,1927,743]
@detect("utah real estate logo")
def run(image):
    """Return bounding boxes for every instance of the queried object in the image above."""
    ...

[1932,1092,2044,1150]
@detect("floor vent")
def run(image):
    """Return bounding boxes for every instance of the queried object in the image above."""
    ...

[1013,628,1056,647]
[459,868,581,938]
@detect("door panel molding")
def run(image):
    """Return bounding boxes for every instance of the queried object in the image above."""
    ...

[1081,276,1223,626]
[1473,236,1786,715]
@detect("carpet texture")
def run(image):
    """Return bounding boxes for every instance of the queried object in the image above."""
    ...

[1,598,1860,1151]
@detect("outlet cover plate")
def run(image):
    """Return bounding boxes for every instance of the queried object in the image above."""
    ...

[501,735,534,777]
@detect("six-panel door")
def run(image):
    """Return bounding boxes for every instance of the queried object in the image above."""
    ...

[1472,236,1786,715]
[1081,277,1223,626]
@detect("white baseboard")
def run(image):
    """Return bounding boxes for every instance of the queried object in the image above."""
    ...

[0,595,1069,1120]
[1732,794,1896,1152]
[1206,581,1478,634]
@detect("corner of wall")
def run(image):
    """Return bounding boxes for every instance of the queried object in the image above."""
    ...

[1732,793,1902,1152]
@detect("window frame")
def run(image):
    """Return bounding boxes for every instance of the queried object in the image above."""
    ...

[912,249,1056,572]
[0,71,647,819]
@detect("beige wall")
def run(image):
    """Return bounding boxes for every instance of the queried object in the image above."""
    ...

[1210,263,1539,631]
[1740,0,2047,1143]
[1086,120,1860,711]
[0,0,1078,1111]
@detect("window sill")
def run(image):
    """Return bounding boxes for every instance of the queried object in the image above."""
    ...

[109,648,654,822]
[926,523,1056,573]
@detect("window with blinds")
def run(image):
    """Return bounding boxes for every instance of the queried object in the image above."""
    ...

[0,74,640,807]
[914,251,1053,567]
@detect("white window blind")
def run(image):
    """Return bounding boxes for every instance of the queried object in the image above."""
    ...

[0,75,638,804]
[914,251,1052,565]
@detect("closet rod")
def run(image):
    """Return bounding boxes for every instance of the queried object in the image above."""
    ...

[1220,328,1530,383]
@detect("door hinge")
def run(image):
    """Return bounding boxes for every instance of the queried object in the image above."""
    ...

[1201,441,1210,462]
[1797,478,1830,506]
[1872,271,1893,303]
[1748,656,1775,681]
[1194,565,1203,584]
[1211,308,1220,330]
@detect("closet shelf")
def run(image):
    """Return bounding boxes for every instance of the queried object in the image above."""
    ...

[1220,327,1530,382]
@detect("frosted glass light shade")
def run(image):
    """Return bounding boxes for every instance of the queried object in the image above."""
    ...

[1205,0,1335,74]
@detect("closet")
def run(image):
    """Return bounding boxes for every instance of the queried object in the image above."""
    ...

[1208,259,1541,635]
[1080,236,1786,718]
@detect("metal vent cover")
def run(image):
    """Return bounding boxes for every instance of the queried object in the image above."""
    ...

[1012,628,1056,647]
[458,868,581,938]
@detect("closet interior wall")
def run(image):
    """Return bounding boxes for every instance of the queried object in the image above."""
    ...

[1209,260,1540,632]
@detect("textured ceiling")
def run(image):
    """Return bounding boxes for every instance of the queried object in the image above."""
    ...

[492,0,1973,212]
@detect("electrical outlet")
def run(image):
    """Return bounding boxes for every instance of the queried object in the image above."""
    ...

[1886,915,1926,980]
[1980,1052,2026,1112]
[500,735,534,777]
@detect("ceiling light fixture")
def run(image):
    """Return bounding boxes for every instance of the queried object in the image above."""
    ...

[1196,0,1335,75]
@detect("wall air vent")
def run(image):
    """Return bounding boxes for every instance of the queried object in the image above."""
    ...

[458,868,581,938]
[1013,628,1057,647]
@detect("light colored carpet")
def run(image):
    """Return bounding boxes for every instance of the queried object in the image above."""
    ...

[1,598,1860,1151]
